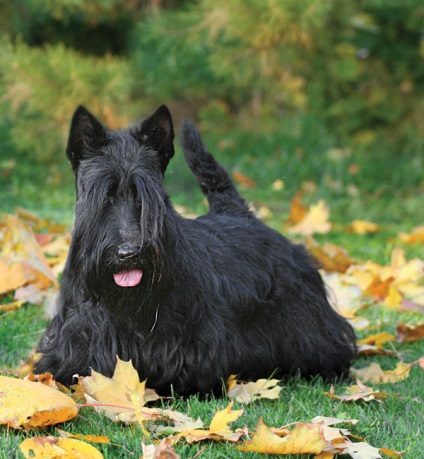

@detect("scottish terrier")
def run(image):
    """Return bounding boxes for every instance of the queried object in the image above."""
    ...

[35,105,356,395]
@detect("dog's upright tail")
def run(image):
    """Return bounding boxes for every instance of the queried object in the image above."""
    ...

[181,121,251,215]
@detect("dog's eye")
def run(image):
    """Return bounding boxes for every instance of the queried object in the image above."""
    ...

[107,184,118,198]
[130,183,139,201]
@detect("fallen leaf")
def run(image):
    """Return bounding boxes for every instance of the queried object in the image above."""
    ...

[342,440,382,458]
[310,416,358,427]
[398,226,424,244]
[351,362,411,384]
[142,438,181,459]
[343,249,424,308]
[325,380,398,403]
[81,357,161,424]
[0,258,28,294]
[271,179,284,191]
[56,429,110,444]
[349,220,379,235]
[379,447,404,458]
[20,436,103,459]
[0,215,57,292]
[287,190,308,224]
[0,375,78,429]
[357,343,396,356]
[384,285,402,309]
[306,238,354,273]
[232,171,256,188]
[238,418,328,454]
[358,332,395,346]
[0,299,25,312]
[322,272,364,318]
[227,375,283,404]
[152,409,204,436]
[177,401,244,443]
[288,200,332,236]
[396,322,424,343]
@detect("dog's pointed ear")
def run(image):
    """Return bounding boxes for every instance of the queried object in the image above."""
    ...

[66,106,108,170]
[133,105,175,173]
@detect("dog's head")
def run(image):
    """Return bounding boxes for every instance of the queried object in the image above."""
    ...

[65,105,175,311]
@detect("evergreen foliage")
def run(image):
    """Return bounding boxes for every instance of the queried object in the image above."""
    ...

[0,0,422,162]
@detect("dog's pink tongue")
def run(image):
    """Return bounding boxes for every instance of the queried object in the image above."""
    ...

[113,269,143,287]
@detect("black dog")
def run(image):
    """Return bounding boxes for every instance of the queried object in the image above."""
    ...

[35,105,356,395]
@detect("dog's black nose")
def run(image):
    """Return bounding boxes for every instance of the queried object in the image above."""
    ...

[117,245,140,260]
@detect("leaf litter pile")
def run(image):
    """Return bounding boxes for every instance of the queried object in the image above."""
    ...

[1,200,424,459]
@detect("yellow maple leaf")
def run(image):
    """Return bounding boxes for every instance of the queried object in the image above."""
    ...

[0,376,78,429]
[177,401,244,443]
[81,357,160,424]
[20,436,103,459]
[0,215,57,289]
[288,200,332,236]
[344,248,424,308]
[227,375,283,404]
[384,285,403,309]
[0,258,28,295]
[358,332,395,346]
[238,418,328,454]
[351,362,411,384]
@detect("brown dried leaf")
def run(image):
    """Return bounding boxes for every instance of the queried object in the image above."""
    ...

[142,438,181,459]
[396,323,424,343]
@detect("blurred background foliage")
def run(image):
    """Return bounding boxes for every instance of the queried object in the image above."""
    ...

[1,0,423,159]
[0,0,423,222]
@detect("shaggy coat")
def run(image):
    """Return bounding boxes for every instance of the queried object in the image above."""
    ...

[35,105,356,395]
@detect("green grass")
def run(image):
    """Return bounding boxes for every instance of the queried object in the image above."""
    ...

[1,125,423,458]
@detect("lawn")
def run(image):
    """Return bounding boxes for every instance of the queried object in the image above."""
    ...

[0,125,423,458]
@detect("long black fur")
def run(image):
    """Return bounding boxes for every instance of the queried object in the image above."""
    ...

[35,105,356,395]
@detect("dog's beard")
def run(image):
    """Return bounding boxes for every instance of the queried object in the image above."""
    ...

[82,244,165,321]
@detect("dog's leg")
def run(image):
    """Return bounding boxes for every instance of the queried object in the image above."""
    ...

[181,121,251,215]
